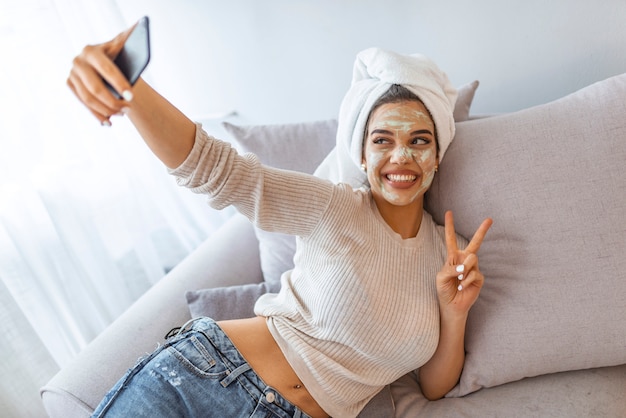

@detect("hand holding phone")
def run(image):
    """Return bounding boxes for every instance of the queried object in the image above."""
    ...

[103,16,151,99]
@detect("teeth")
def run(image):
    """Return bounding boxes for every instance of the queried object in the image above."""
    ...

[386,174,417,182]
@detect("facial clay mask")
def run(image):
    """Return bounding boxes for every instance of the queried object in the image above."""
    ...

[363,101,438,205]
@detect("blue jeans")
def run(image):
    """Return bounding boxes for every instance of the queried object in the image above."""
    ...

[91,317,311,418]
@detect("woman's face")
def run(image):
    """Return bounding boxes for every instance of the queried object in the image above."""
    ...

[362,100,438,207]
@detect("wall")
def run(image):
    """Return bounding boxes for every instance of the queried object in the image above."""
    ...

[117,0,626,125]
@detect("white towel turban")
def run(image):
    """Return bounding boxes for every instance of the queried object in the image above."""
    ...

[314,47,457,188]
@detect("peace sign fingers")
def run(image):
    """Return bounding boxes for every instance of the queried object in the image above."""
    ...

[445,211,493,256]
[437,211,493,312]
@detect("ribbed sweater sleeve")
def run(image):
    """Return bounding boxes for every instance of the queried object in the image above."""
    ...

[168,123,334,236]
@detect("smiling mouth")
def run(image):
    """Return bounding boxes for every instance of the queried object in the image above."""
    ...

[385,174,417,183]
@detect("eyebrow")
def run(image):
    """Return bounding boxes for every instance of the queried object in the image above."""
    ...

[370,128,434,137]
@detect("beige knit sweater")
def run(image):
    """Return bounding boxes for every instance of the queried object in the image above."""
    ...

[171,125,465,418]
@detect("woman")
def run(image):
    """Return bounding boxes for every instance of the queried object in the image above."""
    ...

[68,22,492,418]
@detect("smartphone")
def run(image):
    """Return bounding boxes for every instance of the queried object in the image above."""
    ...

[104,16,151,99]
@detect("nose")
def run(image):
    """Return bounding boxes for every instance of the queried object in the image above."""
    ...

[391,146,412,164]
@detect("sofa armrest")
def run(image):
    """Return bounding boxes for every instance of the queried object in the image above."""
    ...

[41,213,262,418]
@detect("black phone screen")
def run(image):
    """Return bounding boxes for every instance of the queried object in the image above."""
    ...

[105,16,151,99]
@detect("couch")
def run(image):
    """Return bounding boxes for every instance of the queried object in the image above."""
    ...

[41,74,626,417]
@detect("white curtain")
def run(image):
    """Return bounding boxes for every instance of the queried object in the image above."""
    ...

[0,1,232,416]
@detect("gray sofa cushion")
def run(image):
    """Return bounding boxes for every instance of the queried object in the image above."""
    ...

[187,281,280,320]
[425,73,626,396]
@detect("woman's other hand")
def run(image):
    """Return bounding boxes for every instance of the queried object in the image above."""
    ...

[436,210,493,318]
[67,24,136,126]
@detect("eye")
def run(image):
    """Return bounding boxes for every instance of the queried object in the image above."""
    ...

[411,137,431,145]
[372,136,391,145]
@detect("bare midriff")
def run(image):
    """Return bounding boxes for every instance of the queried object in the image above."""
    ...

[217,316,330,418]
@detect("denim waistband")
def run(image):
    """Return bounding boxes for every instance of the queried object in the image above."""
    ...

[173,317,309,418]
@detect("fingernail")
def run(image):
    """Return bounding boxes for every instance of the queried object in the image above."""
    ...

[122,90,133,102]
[458,274,464,281]
[101,119,112,127]
[456,265,465,273]
[457,284,463,291]
[121,107,131,115]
